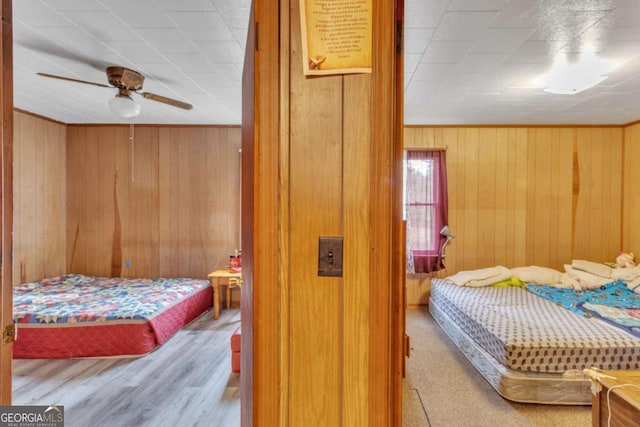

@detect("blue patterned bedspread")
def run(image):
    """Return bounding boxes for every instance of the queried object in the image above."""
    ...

[579,303,640,338]
[525,280,640,337]
[14,274,210,324]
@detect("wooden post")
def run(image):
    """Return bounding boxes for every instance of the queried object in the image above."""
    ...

[242,0,402,424]
[0,0,13,405]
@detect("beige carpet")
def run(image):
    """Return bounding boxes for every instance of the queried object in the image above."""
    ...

[403,307,591,427]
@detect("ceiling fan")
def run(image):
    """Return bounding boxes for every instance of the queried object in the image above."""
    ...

[37,66,193,118]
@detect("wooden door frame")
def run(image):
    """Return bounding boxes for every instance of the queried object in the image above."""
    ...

[393,0,405,422]
[0,0,13,405]
[242,0,403,424]
[240,0,282,425]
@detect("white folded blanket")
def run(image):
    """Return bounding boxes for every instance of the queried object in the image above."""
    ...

[511,265,564,285]
[611,265,640,282]
[564,265,612,290]
[447,266,512,287]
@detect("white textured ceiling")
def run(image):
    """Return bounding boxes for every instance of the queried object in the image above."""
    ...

[12,0,640,125]
[13,0,250,125]
[405,0,640,125]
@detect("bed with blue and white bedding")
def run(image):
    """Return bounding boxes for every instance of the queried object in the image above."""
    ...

[430,269,640,405]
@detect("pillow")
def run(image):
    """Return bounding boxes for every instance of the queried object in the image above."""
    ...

[511,265,564,285]
[571,259,612,278]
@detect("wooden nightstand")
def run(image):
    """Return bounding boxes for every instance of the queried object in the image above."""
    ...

[208,269,242,320]
[585,369,640,426]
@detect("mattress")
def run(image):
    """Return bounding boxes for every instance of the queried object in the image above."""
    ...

[13,274,212,358]
[429,298,592,405]
[430,279,640,373]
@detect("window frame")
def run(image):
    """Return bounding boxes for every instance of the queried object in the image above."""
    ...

[403,149,448,274]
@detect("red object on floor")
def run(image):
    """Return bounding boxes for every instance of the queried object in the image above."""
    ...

[231,326,241,373]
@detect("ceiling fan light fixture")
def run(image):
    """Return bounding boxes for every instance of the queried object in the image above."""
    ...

[108,91,141,118]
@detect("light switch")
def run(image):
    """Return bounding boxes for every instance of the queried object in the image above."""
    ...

[318,236,343,277]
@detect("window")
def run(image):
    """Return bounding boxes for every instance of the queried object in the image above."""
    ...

[404,150,449,274]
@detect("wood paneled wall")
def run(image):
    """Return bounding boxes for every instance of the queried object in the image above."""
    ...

[13,111,66,285]
[66,125,241,279]
[623,122,640,253]
[405,126,625,304]
[14,115,241,284]
[573,127,623,261]
[14,113,636,308]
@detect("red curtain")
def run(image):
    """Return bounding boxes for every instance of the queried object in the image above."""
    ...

[405,150,448,273]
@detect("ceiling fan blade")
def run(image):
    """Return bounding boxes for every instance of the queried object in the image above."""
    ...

[19,41,107,73]
[140,92,193,110]
[37,72,110,88]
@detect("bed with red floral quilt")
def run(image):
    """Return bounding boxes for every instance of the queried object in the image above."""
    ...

[13,274,212,358]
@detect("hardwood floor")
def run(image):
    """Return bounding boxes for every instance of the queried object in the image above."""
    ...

[12,308,241,427]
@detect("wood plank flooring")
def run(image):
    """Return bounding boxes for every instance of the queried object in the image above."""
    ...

[12,308,241,427]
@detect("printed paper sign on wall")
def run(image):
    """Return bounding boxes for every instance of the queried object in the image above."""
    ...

[300,0,372,75]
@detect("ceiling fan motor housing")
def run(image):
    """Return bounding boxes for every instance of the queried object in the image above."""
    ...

[107,66,144,91]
